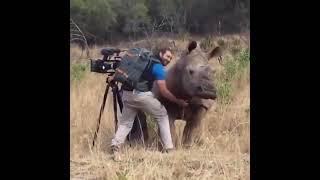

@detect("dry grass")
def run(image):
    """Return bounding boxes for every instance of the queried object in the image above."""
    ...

[70,35,250,180]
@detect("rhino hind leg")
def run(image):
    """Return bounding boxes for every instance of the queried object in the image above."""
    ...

[182,107,207,148]
[128,111,149,146]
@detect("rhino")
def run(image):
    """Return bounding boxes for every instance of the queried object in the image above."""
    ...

[127,41,222,148]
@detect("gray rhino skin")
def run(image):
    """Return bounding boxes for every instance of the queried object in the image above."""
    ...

[129,41,222,148]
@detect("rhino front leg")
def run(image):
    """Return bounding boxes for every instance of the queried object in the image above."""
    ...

[182,107,207,148]
[169,118,178,148]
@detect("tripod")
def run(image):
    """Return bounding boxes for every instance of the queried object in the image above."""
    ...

[92,76,147,148]
[92,77,122,147]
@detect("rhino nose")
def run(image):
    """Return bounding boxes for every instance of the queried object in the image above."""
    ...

[196,85,217,99]
[198,83,216,92]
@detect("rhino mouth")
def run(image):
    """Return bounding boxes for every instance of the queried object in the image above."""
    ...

[196,85,217,100]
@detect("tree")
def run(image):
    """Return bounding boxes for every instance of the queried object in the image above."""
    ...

[69,0,250,43]
[70,0,118,43]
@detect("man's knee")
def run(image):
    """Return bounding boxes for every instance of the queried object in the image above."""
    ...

[153,106,168,119]
[118,120,134,128]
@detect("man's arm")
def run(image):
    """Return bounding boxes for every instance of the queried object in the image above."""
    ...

[156,80,188,107]
[107,74,115,83]
[152,63,188,107]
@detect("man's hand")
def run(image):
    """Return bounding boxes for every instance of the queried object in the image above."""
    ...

[156,80,189,107]
[176,99,188,107]
[107,75,115,83]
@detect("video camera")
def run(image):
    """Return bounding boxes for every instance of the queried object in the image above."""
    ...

[90,48,124,75]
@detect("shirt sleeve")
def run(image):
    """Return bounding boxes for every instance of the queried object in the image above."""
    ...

[152,63,166,80]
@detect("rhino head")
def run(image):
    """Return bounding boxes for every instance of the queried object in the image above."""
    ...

[171,41,222,100]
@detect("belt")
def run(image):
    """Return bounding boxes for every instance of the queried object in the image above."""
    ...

[132,89,153,96]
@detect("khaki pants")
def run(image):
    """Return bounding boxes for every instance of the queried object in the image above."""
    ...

[111,90,173,149]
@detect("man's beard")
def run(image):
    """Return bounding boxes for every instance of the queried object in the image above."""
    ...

[162,59,169,66]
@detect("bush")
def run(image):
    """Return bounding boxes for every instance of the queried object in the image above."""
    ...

[217,81,232,105]
[215,48,250,105]
[71,63,87,82]
[237,48,250,70]
[224,59,238,81]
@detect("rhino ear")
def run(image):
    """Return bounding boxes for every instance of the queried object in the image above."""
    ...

[208,46,222,62]
[187,41,197,53]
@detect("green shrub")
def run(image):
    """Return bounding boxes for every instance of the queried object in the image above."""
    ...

[71,63,87,82]
[215,48,250,105]
[237,48,250,70]
[217,81,232,105]
[224,59,238,81]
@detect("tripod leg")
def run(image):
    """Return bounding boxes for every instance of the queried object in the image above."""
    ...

[92,83,110,148]
[112,86,119,132]
[116,87,123,112]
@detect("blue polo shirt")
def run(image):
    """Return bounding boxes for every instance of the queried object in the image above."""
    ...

[152,63,166,80]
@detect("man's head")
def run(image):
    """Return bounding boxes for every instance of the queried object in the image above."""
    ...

[157,47,173,66]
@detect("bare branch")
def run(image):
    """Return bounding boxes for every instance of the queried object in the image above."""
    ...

[70,18,90,57]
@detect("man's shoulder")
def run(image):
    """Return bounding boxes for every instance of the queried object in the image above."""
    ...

[152,63,164,71]
[151,62,166,80]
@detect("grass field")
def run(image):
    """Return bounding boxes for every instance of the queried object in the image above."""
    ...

[70,35,250,180]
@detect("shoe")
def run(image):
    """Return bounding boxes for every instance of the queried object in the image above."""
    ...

[110,145,121,161]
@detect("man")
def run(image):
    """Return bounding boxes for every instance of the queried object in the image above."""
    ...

[109,47,188,160]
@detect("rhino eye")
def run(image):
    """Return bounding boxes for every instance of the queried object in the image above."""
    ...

[189,70,194,75]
